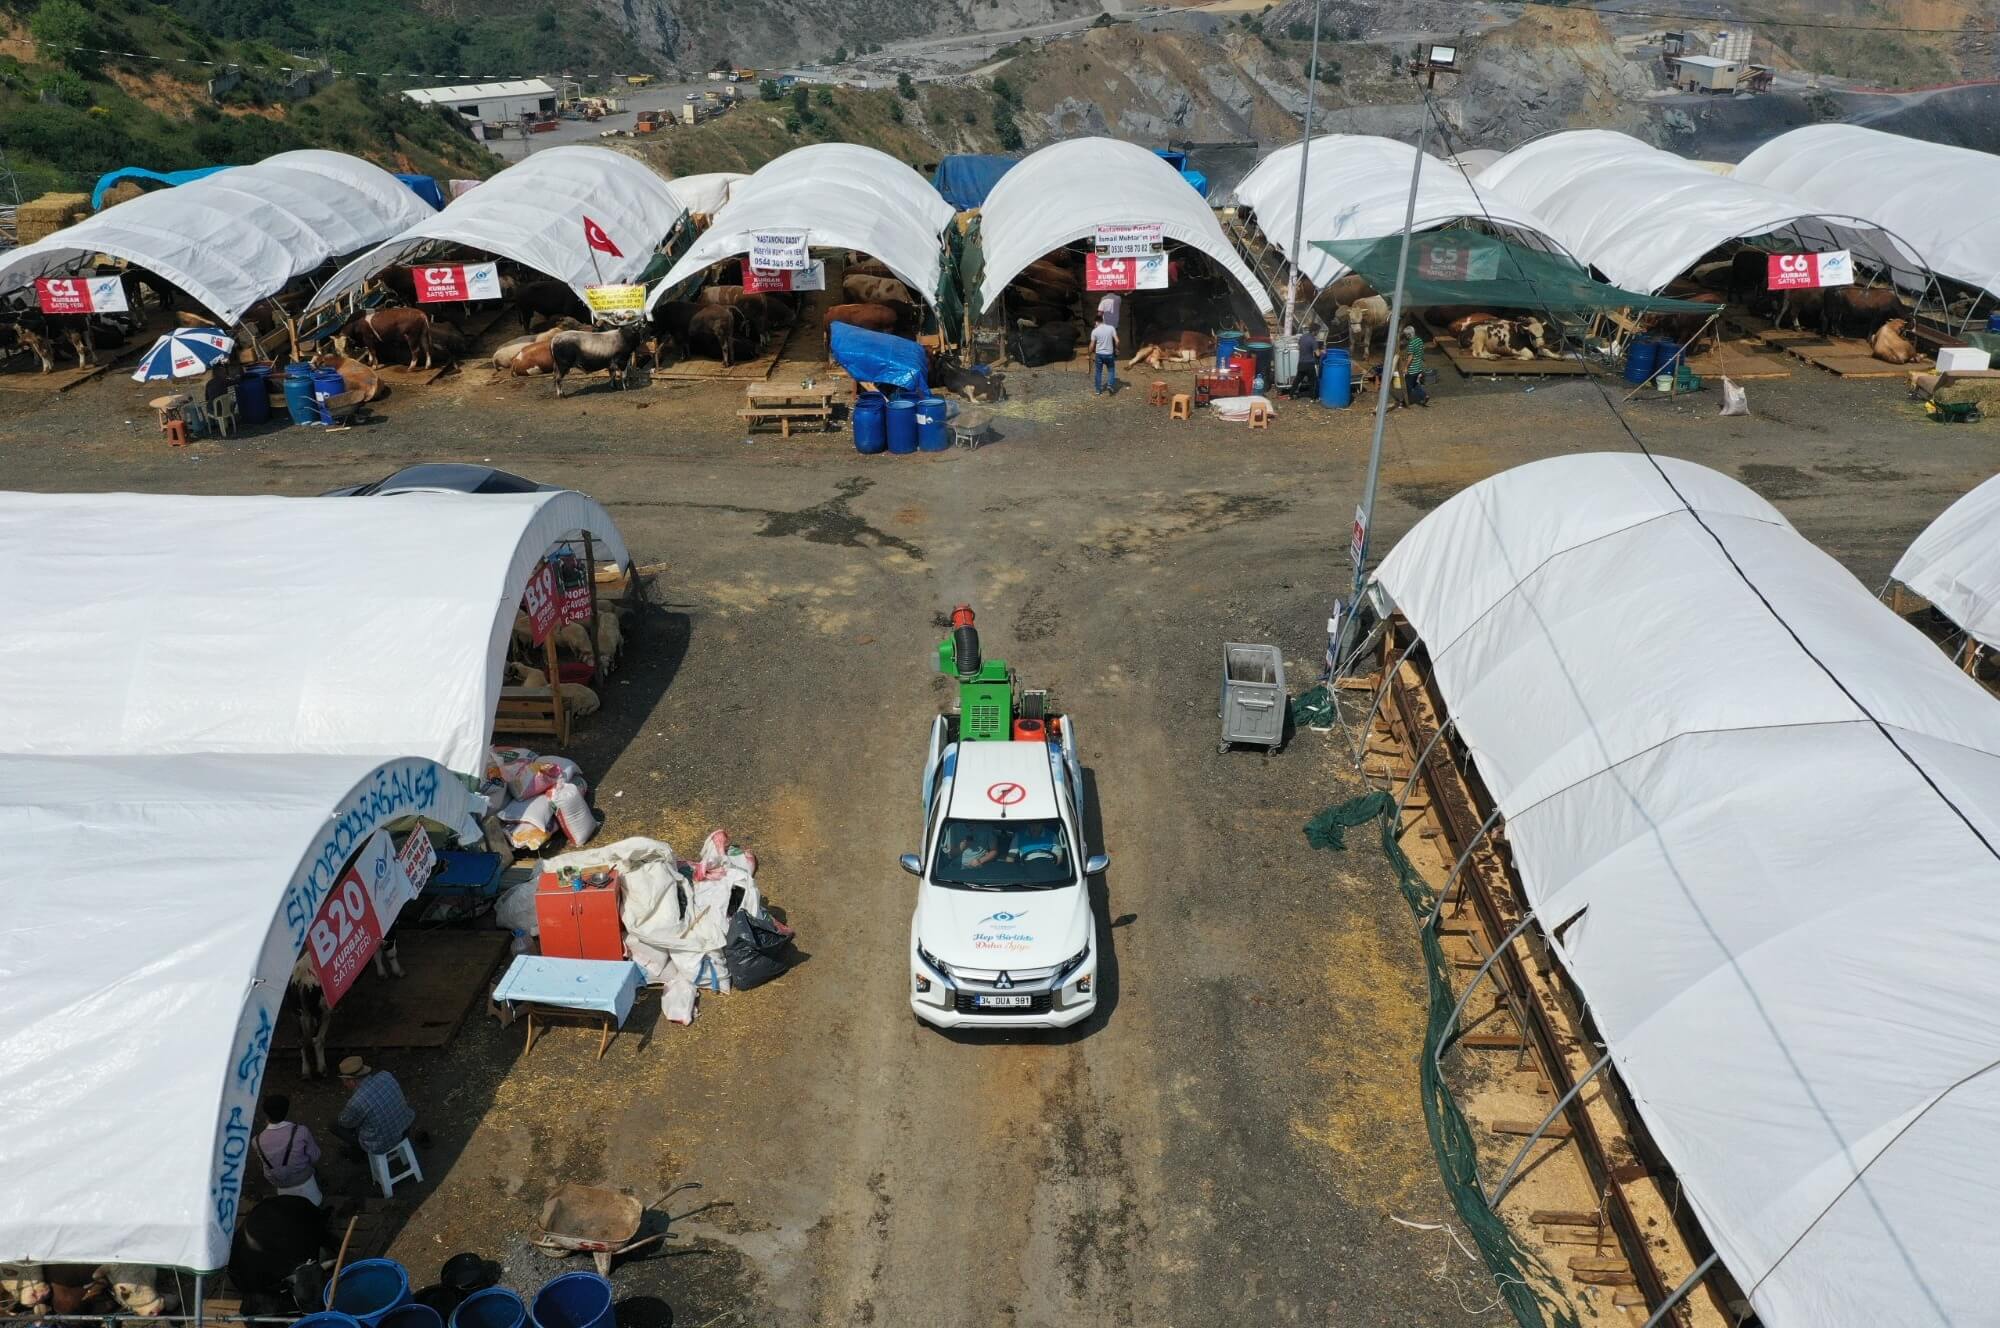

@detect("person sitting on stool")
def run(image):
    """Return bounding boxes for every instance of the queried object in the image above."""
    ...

[332,1056,421,1161]
[255,1093,323,1205]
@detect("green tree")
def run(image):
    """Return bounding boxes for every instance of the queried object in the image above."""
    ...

[791,84,808,114]
[785,110,802,133]
[888,99,904,123]
[815,85,834,106]
[962,104,977,124]
[833,45,848,61]
[897,71,916,99]
[36,69,90,108]
[30,0,97,71]
[759,78,779,100]
[993,100,1023,151]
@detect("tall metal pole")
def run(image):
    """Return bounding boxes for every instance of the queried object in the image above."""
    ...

[1280,0,1324,338]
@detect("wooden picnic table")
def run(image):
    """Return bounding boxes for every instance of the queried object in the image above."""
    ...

[739,381,836,436]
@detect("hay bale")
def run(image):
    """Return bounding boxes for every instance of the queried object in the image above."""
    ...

[16,191,89,243]
[100,182,147,210]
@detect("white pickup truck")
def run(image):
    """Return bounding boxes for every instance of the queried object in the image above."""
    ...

[902,711,1107,1029]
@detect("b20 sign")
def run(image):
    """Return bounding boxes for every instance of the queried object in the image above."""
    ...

[308,858,387,1008]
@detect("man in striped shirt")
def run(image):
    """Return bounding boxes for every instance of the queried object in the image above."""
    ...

[1394,324,1429,409]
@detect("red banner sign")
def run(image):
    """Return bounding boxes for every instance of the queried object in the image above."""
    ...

[412,262,501,303]
[551,553,594,628]
[523,561,561,644]
[35,275,129,315]
[306,859,387,1008]
[396,829,437,894]
[743,261,825,293]
[1085,254,1169,293]
[1767,250,1853,291]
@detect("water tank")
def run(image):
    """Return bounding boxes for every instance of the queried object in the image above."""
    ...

[915,396,950,451]
[885,398,918,454]
[236,364,272,427]
[1272,334,1299,386]
[1624,337,1660,385]
[283,363,320,426]
[1319,349,1352,407]
[852,393,886,454]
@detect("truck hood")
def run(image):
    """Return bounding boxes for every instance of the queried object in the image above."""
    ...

[916,884,1091,971]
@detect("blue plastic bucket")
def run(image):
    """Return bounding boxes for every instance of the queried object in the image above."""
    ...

[915,396,949,451]
[885,399,917,455]
[529,1273,614,1328]
[1623,337,1660,385]
[852,394,886,454]
[284,363,320,426]
[450,1288,526,1328]
[236,364,272,427]
[325,1260,411,1327]
[1319,349,1352,408]
[297,1314,363,1328]
[1216,331,1243,370]
[381,1306,444,1328]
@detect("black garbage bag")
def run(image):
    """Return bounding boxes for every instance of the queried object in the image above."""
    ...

[724,908,794,991]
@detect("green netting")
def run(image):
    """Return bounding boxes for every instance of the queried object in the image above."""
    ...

[933,225,968,345]
[1307,793,1580,1328]
[1290,683,1335,733]
[1311,228,1715,314]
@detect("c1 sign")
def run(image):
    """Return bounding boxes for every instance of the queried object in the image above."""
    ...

[1767,250,1853,291]
[412,262,502,303]
[36,275,130,315]
[1085,253,1169,293]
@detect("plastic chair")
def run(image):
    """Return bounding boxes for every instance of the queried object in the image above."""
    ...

[205,389,240,438]
[1169,394,1192,421]
[367,1138,423,1199]
[1148,380,1170,406]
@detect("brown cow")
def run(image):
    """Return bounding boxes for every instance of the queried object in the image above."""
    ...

[510,341,557,376]
[1647,291,1724,353]
[1824,286,1909,337]
[689,305,750,368]
[339,308,438,369]
[1321,274,1376,311]
[1870,318,1919,365]
[843,274,914,306]
[824,301,900,336]
[696,285,750,306]
[845,257,894,280]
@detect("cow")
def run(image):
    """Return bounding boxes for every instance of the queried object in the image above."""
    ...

[1335,296,1392,356]
[516,279,589,331]
[1320,274,1376,311]
[0,314,91,372]
[843,273,914,306]
[1870,318,1920,364]
[687,306,751,367]
[1008,320,1081,367]
[339,308,438,370]
[1824,286,1910,337]
[825,301,901,337]
[1728,250,1771,310]
[846,256,895,280]
[1775,286,1822,333]
[510,341,558,376]
[550,323,649,395]
[1647,291,1725,354]
[290,936,404,1079]
[1468,321,1531,360]
[1448,311,1505,339]
[228,1196,329,1312]
[696,284,751,307]
[2,1264,50,1311]
[1022,258,1081,291]
[932,362,1006,402]
[1125,330,1216,369]
[647,300,704,360]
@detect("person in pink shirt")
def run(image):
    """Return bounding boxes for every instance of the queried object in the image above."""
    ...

[256,1094,323,1205]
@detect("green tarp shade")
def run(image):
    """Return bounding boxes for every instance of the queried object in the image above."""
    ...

[1310,228,1716,314]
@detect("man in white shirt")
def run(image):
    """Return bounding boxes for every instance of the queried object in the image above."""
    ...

[1089,316,1119,395]
[1096,292,1121,330]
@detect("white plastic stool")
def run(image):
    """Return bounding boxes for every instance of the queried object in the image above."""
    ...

[367,1138,422,1198]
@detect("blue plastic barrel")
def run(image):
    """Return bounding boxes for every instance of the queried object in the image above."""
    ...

[1319,349,1352,407]
[852,394,886,454]
[1245,340,1273,385]
[297,1314,363,1328]
[284,363,320,425]
[1988,313,2000,334]
[381,1306,444,1328]
[529,1273,614,1328]
[885,399,917,455]
[915,396,949,451]
[1652,337,1682,377]
[326,1260,411,1328]
[236,364,272,427]
[313,367,348,423]
[450,1288,526,1328]
[1216,331,1243,370]
[1624,337,1660,385]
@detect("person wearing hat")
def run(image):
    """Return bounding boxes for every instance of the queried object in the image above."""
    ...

[331,1057,417,1160]
[1393,323,1429,409]
[255,1093,323,1204]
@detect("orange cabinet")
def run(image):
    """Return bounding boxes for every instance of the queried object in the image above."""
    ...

[536,870,625,961]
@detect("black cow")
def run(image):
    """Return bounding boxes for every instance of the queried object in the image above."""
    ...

[228,1196,328,1311]
[516,279,590,331]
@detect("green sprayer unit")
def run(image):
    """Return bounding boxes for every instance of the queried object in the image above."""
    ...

[937,604,1019,742]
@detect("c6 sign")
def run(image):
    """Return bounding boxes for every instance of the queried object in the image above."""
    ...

[1767,250,1853,291]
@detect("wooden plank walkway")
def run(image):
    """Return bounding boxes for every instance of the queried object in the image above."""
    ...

[274,930,509,1053]
[1728,312,1923,379]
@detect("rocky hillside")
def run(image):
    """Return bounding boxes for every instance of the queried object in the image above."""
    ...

[1456,7,1655,146]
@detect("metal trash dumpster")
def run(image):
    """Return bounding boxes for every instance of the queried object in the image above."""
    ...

[1219,642,1286,753]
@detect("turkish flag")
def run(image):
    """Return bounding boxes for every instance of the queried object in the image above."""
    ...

[582,215,623,258]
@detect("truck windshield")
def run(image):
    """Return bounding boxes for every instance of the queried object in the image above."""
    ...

[930,817,1073,889]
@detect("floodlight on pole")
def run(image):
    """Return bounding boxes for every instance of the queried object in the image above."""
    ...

[1279,0,1324,339]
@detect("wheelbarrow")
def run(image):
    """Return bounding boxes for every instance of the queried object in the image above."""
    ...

[532,1181,702,1275]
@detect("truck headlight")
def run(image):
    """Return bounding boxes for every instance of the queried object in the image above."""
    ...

[1055,944,1090,981]
[917,944,952,980]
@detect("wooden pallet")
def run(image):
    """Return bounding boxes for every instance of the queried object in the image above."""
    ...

[1728,313,1922,379]
[650,321,793,381]
[1685,339,1792,380]
[1426,333,1590,377]
[274,930,510,1053]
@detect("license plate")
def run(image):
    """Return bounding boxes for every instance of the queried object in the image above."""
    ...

[975,994,1032,1009]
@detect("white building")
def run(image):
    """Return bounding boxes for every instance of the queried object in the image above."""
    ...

[1673,54,1745,92]
[403,79,558,123]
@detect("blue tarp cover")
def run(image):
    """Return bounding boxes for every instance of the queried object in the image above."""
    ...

[395,173,446,210]
[932,154,1018,211]
[830,322,928,394]
[91,166,228,211]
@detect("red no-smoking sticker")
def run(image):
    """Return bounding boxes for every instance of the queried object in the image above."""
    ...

[987,782,1026,806]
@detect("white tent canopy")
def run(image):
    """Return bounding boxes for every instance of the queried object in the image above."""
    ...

[645,144,953,314]
[976,136,1273,315]
[0,151,433,325]
[309,146,686,313]
[0,752,482,1271]
[1229,134,1564,293]
[666,171,748,215]
[1735,124,2000,299]
[1475,129,1917,295]
[0,490,628,775]
[1892,471,2000,649]
[1377,453,2000,1327]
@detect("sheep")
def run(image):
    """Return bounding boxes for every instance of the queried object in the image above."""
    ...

[565,684,601,717]
[553,615,622,674]
[97,1267,176,1317]
[2,1264,50,1312]
[505,662,548,688]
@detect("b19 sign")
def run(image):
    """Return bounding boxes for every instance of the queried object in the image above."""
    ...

[522,560,562,644]
[1767,250,1853,291]
[412,262,501,303]
[35,276,129,315]
[306,830,416,1008]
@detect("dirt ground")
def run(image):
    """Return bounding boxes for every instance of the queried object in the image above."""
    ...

[2,352,1990,1326]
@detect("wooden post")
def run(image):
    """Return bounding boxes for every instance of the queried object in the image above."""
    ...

[543,634,569,747]
[581,533,601,682]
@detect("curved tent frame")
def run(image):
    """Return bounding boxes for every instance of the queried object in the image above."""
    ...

[1376,452,2000,1328]
[0,752,482,1271]
[1891,471,2000,651]
[645,144,955,316]
[0,489,630,776]
[1230,134,1567,295]
[1475,129,1929,296]
[975,137,1272,315]
[1735,123,2000,308]
[0,151,434,325]
[308,146,686,315]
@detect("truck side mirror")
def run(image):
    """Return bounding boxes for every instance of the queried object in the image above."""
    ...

[898,853,923,876]
[1085,853,1111,875]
